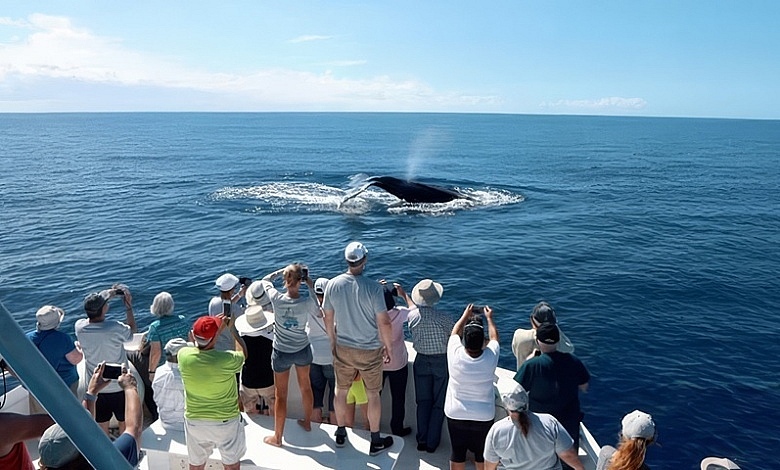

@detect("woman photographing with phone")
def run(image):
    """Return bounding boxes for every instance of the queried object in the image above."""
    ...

[260,263,318,447]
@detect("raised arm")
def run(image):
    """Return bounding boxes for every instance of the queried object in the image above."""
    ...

[484,306,498,343]
[394,283,416,309]
[118,287,137,333]
[118,369,143,444]
[226,314,247,357]
[452,304,474,336]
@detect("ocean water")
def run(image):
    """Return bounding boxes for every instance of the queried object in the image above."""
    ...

[1,113,778,468]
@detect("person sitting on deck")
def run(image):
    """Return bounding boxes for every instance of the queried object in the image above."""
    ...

[26,305,83,411]
[511,301,574,370]
[596,410,657,470]
[75,286,137,436]
[178,315,247,470]
[151,338,190,431]
[513,321,590,467]
[38,363,144,469]
[484,384,585,470]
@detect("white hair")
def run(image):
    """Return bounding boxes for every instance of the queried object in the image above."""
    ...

[150,292,175,317]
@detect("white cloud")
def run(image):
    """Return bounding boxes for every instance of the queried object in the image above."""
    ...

[288,35,333,44]
[322,60,367,67]
[0,14,496,111]
[540,97,647,110]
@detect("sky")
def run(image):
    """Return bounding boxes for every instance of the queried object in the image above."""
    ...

[0,1,778,118]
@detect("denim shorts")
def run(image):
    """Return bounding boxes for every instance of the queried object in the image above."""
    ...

[271,345,313,373]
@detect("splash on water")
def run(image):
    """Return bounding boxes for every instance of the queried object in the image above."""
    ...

[210,179,524,215]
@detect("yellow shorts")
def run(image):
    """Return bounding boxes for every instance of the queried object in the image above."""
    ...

[346,379,368,405]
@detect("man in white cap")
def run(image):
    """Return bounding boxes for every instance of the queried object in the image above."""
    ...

[152,338,191,431]
[75,286,137,435]
[208,273,248,351]
[407,278,454,453]
[484,385,584,470]
[323,241,395,455]
[26,305,83,400]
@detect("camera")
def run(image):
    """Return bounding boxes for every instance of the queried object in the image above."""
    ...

[102,363,123,380]
[238,277,252,287]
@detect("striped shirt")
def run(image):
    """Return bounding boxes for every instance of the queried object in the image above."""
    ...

[408,306,454,355]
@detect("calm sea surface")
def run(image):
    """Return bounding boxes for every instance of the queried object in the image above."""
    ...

[1,113,778,468]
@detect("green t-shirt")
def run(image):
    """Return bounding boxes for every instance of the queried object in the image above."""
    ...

[178,346,244,421]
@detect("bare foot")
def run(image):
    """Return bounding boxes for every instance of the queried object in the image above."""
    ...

[263,436,283,447]
[297,418,312,432]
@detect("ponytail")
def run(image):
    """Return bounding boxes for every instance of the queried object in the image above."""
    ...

[510,410,531,437]
[607,436,649,470]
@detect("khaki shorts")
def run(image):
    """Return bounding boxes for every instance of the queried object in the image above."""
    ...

[239,384,275,413]
[333,344,384,392]
[184,416,246,466]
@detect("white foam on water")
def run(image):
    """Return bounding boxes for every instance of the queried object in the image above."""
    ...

[210,181,523,215]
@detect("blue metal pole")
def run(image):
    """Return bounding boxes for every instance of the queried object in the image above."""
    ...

[0,303,132,470]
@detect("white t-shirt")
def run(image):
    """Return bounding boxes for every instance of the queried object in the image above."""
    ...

[75,318,132,394]
[484,413,574,470]
[444,334,499,421]
[306,309,332,365]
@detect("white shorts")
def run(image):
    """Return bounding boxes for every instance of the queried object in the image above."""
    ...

[184,416,247,466]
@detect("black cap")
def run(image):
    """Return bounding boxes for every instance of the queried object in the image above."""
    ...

[536,322,560,345]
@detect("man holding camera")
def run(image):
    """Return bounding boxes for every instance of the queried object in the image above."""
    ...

[75,285,137,436]
[178,314,247,470]
[208,273,249,351]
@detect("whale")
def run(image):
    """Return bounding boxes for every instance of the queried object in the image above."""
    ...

[340,175,466,206]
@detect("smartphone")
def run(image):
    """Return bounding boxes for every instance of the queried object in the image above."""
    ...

[102,363,123,380]
[222,301,232,318]
[238,277,252,287]
[301,267,309,281]
[114,289,125,296]
[471,305,485,314]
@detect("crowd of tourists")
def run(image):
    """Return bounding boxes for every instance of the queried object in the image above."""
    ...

[0,240,743,470]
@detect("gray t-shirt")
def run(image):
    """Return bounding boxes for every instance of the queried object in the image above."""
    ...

[262,281,315,353]
[322,273,386,350]
[484,413,574,470]
[75,318,132,394]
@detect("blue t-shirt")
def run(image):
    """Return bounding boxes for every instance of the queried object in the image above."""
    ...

[27,329,79,386]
